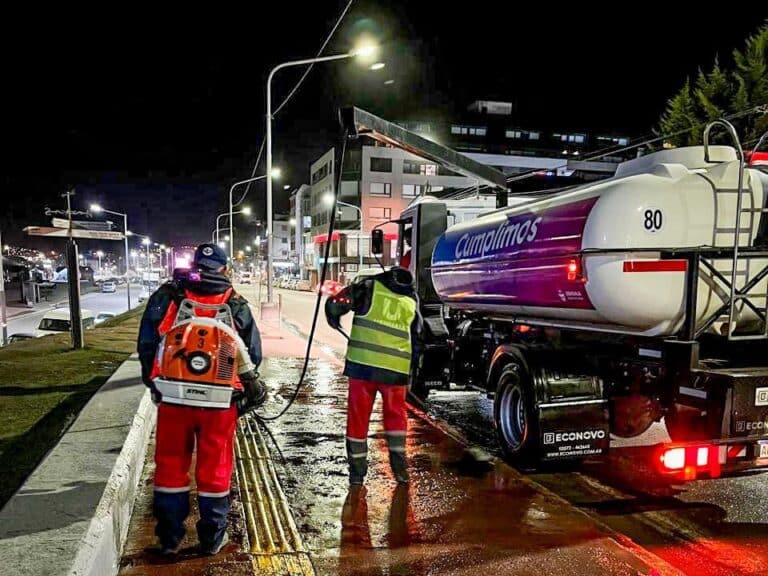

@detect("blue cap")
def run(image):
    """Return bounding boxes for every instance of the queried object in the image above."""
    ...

[194,243,228,270]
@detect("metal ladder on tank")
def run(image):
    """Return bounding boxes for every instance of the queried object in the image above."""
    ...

[704,120,768,340]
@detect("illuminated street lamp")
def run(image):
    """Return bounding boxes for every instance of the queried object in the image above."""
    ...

[214,206,252,245]
[96,250,104,275]
[90,204,132,308]
[265,41,378,301]
[228,175,275,264]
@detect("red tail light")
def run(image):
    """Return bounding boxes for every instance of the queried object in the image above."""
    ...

[566,257,585,282]
[657,444,721,480]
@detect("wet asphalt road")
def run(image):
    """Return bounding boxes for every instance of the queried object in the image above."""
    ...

[421,388,768,576]
[6,285,141,336]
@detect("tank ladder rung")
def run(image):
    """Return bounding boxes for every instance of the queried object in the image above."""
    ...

[704,120,768,341]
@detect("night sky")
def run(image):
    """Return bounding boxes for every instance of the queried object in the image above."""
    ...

[4,2,766,248]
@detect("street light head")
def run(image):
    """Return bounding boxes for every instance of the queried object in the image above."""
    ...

[242,206,252,216]
[289,217,297,226]
[96,250,104,257]
[224,234,230,242]
[218,241,227,249]
[283,184,291,190]
[159,244,166,249]
[142,238,151,246]
[245,246,251,252]
[90,204,103,213]
[352,41,379,62]
[126,230,134,236]
[370,62,386,71]
[270,168,282,180]
[323,192,335,207]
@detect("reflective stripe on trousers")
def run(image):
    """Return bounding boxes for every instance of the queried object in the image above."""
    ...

[346,378,407,480]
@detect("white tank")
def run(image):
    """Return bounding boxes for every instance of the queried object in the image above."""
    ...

[431,146,768,336]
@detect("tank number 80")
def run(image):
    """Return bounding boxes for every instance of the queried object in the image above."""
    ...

[643,208,663,233]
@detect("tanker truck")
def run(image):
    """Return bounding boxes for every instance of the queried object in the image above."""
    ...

[376,123,768,481]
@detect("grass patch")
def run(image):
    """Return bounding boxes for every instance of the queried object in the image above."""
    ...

[0,307,143,506]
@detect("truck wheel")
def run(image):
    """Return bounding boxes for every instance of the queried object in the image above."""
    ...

[494,364,538,464]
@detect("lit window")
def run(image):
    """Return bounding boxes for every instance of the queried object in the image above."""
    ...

[369,183,392,197]
[451,125,462,134]
[618,137,629,146]
[403,184,424,198]
[575,134,585,144]
[529,132,539,140]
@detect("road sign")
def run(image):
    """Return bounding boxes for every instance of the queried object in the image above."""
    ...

[51,218,115,231]
[25,226,124,240]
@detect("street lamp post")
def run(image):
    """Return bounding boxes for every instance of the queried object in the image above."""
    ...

[96,250,104,276]
[215,206,251,246]
[90,205,132,310]
[143,238,152,275]
[229,177,273,264]
[266,45,376,302]
[0,232,7,346]
[166,247,173,276]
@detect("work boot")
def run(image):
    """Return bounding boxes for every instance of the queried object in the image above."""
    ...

[159,541,182,556]
[390,451,409,483]
[346,437,368,484]
[201,532,229,556]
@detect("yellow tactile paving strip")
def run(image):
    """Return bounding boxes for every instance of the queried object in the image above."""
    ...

[235,415,315,576]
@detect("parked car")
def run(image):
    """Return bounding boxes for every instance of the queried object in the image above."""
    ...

[101,281,117,293]
[238,272,253,284]
[7,333,35,345]
[95,311,116,325]
[36,308,96,337]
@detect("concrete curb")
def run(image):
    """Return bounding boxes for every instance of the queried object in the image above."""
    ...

[0,355,156,576]
[70,387,155,576]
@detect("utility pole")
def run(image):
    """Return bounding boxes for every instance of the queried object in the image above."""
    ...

[63,189,84,349]
[0,229,7,346]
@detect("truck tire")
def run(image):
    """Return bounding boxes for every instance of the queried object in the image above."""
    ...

[494,364,538,464]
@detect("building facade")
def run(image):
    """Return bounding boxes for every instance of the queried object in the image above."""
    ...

[308,143,476,285]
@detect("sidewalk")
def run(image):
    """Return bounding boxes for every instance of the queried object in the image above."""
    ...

[117,319,319,576]
[0,355,154,576]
